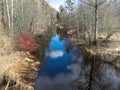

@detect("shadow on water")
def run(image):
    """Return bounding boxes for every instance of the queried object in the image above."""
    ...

[35,34,120,90]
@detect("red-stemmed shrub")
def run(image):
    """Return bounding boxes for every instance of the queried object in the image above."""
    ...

[17,32,39,52]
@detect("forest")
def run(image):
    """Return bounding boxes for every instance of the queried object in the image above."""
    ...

[0,0,120,90]
[58,0,120,45]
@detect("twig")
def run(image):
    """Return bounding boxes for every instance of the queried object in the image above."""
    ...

[98,0,107,6]
[4,80,10,90]
[80,0,94,7]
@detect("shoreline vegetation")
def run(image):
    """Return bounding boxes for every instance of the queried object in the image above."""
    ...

[0,0,55,89]
[0,29,40,90]
[72,33,120,68]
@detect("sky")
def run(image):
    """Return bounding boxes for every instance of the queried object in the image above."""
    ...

[45,0,78,11]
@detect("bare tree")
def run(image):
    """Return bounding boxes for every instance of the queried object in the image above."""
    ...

[99,0,120,41]
[80,0,107,45]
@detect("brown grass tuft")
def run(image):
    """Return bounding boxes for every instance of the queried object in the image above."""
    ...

[0,30,16,55]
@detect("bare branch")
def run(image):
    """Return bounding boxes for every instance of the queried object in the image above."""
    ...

[98,0,107,7]
[80,0,95,7]
[103,27,120,31]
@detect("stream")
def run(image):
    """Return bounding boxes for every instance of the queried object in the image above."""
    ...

[35,34,120,90]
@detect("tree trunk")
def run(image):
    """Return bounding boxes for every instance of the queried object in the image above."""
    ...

[6,0,11,31]
[1,0,5,25]
[94,0,98,45]
[76,12,80,37]
[21,0,24,29]
[11,0,14,33]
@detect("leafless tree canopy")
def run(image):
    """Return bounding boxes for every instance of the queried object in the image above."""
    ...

[59,0,120,45]
[0,0,57,35]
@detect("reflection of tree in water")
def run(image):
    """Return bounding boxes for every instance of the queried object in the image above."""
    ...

[35,35,82,90]
[92,63,120,90]
[35,35,120,90]
[72,58,120,90]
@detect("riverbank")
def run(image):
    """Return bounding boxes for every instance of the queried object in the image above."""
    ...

[70,33,120,68]
[0,51,40,90]
[68,32,120,90]
[0,29,50,90]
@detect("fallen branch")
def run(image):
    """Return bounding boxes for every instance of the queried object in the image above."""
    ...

[5,80,10,90]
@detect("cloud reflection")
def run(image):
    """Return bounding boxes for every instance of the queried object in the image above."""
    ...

[46,50,64,58]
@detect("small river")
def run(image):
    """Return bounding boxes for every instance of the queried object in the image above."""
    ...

[35,34,120,90]
[35,35,82,90]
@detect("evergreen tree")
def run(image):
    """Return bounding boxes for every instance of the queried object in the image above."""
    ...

[65,0,74,13]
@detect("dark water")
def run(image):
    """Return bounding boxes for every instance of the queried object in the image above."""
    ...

[35,35,82,90]
[35,35,120,90]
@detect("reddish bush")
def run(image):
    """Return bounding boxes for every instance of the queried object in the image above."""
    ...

[17,32,39,52]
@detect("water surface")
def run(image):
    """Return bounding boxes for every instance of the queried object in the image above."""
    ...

[35,35,82,90]
[35,35,120,90]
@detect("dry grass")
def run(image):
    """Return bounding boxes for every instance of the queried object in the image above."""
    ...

[0,25,40,90]
[69,31,120,68]
[83,32,120,68]
[0,51,40,90]
[0,30,16,55]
